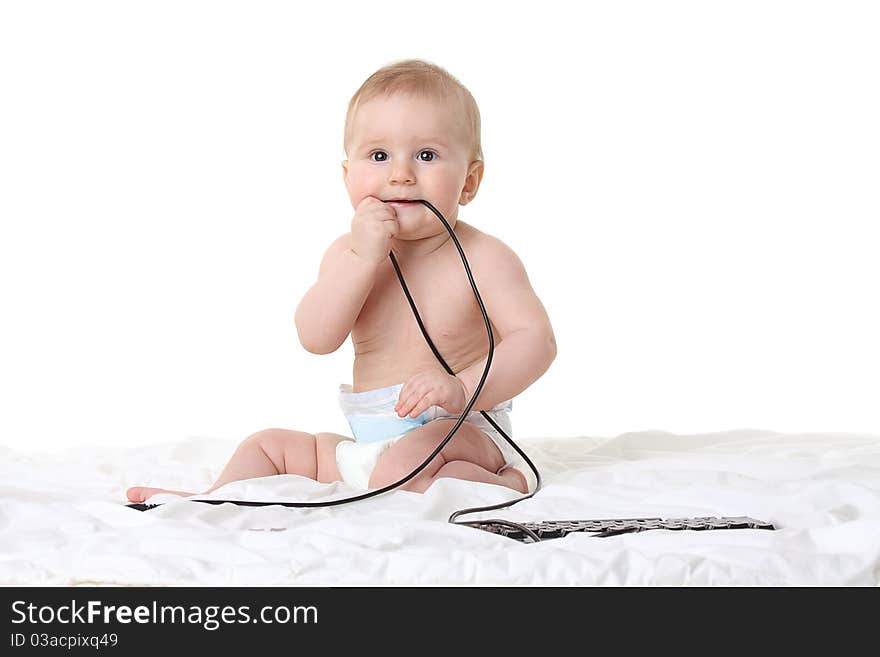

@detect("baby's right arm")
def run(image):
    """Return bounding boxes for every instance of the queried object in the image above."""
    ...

[294,197,400,354]
[294,235,380,354]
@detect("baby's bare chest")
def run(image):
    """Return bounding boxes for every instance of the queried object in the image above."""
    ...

[350,247,498,389]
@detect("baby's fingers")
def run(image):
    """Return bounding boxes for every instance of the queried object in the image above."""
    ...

[395,378,426,416]
[405,393,432,419]
[395,390,419,417]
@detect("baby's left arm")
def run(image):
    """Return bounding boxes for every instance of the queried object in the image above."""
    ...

[454,236,557,411]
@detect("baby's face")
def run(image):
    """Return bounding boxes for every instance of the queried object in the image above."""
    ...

[342,93,482,241]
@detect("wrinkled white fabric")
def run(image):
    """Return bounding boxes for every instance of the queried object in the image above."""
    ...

[1,429,879,585]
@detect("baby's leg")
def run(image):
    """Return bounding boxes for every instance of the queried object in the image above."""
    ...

[434,461,528,493]
[126,428,319,503]
[369,419,527,494]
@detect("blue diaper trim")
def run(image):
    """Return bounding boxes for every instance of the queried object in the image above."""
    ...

[344,412,429,444]
[338,382,515,455]
[339,382,433,444]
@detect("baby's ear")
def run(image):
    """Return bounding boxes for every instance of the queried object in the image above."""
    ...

[459,160,484,205]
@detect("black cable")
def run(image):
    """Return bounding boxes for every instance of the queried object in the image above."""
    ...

[127,198,542,541]
[389,200,542,541]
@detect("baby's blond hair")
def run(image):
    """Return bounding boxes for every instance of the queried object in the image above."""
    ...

[343,58,483,163]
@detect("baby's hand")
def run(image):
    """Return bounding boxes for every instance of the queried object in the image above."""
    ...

[350,196,399,265]
[395,368,469,418]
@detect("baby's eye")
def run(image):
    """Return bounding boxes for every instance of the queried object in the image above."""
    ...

[367,149,437,162]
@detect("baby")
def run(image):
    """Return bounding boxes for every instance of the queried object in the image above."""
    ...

[127,59,556,504]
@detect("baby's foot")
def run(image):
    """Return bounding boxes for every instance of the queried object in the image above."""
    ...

[126,486,195,503]
[497,466,529,493]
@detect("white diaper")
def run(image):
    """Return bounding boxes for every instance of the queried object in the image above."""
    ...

[335,382,529,491]
[335,433,408,491]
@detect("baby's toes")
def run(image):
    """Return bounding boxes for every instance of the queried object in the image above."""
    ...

[499,467,529,493]
[126,486,195,502]
[126,486,156,503]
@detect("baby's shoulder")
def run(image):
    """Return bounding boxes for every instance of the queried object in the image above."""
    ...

[458,222,527,272]
[316,231,353,274]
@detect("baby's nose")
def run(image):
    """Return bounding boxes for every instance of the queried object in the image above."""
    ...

[388,165,415,184]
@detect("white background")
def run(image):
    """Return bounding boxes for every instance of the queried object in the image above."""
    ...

[1,1,878,453]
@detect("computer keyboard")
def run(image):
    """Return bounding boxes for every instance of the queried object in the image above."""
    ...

[465,516,776,542]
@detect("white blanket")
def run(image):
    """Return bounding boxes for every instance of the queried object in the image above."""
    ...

[2,429,879,586]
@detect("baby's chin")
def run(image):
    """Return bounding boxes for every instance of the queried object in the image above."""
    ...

[400,203,456,225]
[394,227,455,246]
